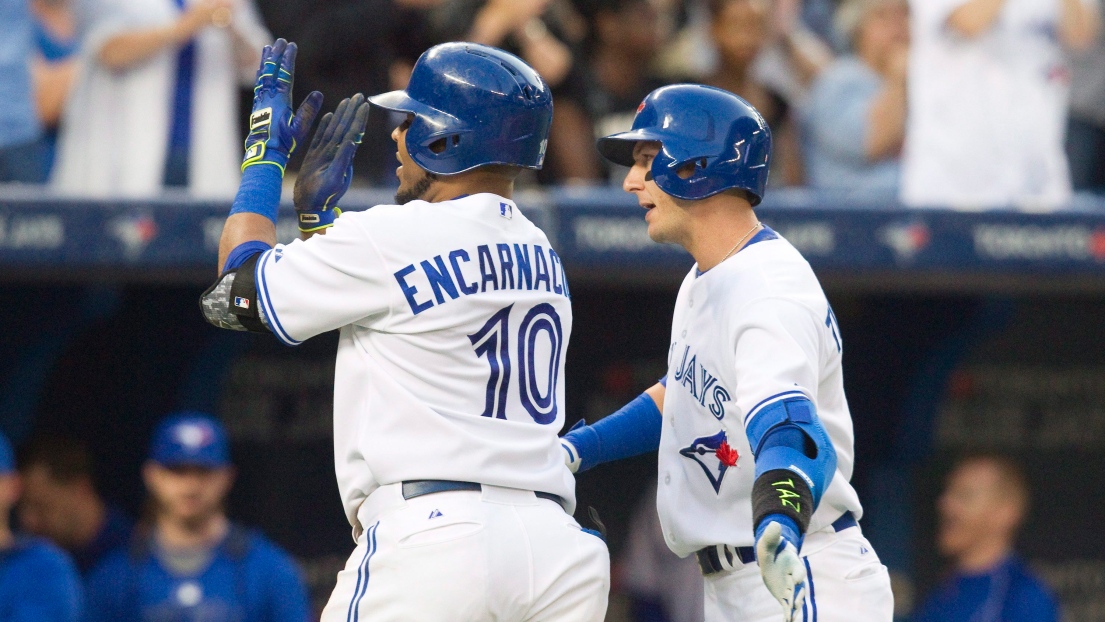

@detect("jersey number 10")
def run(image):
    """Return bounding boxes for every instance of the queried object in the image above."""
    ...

[468,303,563,425]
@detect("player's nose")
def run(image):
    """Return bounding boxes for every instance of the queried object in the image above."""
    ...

[391,125,400,143]
[624,164,646,193]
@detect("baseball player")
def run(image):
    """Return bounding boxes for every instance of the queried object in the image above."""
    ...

[0,431,83,622]
[560,85,895,621]
[199,39,609,620]
[85,413,309,621]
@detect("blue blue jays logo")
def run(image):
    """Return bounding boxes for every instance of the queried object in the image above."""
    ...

[680,430,740,494]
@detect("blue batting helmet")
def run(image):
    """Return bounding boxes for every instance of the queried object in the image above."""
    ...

[596,84,772,204]
[368,42,553,175]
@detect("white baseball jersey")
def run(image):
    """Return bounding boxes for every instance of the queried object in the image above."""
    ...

[902,0,1094,209]
[656,228,862,558]
[252,193,576,528]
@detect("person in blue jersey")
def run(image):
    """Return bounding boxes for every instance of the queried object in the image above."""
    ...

[0,431,83,622]
[913,454,1059,622]
[19,436,133,575]
[85,412,310,622]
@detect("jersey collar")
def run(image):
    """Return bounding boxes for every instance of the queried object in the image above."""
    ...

[695,225,779,278]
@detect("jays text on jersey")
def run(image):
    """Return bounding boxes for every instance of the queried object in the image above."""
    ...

[248,193,575,529]
[657,228,863,557]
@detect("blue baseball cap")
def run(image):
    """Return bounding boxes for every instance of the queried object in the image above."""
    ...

[149,412,231,468]
[0,431,13,475]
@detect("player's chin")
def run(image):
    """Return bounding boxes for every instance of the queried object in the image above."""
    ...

[644,215,670,243]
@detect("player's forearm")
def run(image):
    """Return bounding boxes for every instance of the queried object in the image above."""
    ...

[1058,0,1099,50]
[946,0,1007,38]
[219,214,275,271]
[218,165,283,272]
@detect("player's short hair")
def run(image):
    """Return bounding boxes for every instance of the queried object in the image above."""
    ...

[18,436,97,485]
[953,451,1030,512]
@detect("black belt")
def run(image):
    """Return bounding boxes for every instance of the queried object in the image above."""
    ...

[696,511,858,576]
[401,480,566,511]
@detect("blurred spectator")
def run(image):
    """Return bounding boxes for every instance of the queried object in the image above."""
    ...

[750,0,834,110]
[0,0,49,183]
[708,0,804,185]
[18,436,133,575]
[85,412,309,621]
[577,0,680,183]
[29,0,79,175]
[52,0,271,198]
[620,487,703,622]
[0,431,83,622]
[1067,0,1105,194]
[803,0,908,193]
[913,454,1059,622]
[415,0,593,183]
[901,0,1100,209]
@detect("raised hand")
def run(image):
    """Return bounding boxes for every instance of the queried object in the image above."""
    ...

[293,94,370,233]
[242,39,323,175]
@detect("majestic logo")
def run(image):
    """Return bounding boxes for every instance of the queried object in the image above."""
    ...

[680,430,740,493]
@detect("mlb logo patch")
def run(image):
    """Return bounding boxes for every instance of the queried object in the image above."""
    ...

[499,202,513,219]
[234,296,250,309]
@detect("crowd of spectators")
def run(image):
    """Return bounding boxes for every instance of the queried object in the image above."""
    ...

[0,0,1102,207]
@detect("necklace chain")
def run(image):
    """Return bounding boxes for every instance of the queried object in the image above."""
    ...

[719,221,762,264]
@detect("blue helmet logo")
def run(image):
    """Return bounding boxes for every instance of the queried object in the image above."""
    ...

[596,84,772,204]
[369,43,553,175]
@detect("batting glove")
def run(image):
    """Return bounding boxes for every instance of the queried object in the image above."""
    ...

[242,39,322,175]
[561,438,581,474]
[293,94,370,233]
[755,520,807,622]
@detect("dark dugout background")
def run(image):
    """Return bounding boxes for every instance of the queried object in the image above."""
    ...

[2,280,1104,619]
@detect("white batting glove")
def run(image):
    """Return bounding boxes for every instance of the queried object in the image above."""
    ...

[561,438,581,473]
[755,521,807,622]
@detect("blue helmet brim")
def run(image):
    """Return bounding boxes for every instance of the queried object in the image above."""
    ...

[596,129,673,168]
[368,89,460,134]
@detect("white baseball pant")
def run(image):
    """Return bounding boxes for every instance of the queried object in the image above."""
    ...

[704,523,894,622]
[321,483,610,621]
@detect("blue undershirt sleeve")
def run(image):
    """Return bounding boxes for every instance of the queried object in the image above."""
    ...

[563,392,662,472]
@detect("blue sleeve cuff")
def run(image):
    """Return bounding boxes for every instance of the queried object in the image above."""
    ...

[222,240,273,274]
[658,375,667,387]
[229,164,283,223]
[563,392,662,472]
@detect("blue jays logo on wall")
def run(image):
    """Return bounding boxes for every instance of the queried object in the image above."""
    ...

[680,431,740,493]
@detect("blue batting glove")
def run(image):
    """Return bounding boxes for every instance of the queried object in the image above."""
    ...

[242,39,322,175]
[755,518,807,622]
[293,93,370,233]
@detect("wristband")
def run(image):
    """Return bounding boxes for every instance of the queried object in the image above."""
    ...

[298,207,342,233]
[752,468,814,536]
[229,164,282,224]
